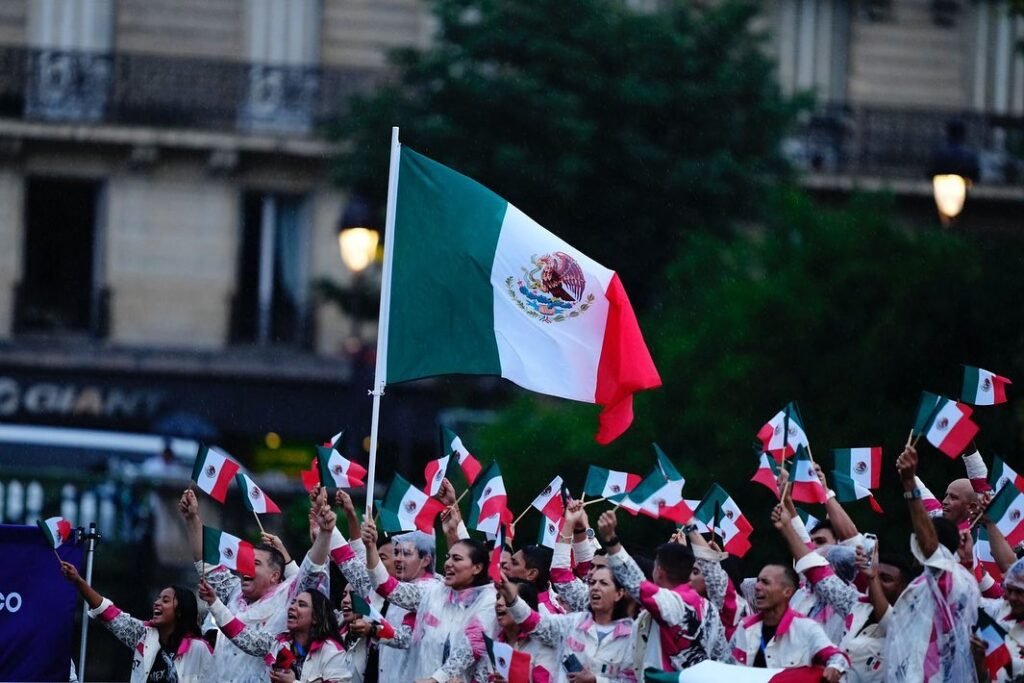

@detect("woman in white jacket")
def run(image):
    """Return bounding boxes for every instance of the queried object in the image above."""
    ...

[497,565,637,683]
[201,583,350,683]
[364,528,498,683]
[60,561,212,683]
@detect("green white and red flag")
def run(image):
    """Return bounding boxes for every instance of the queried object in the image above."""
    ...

[37,516,74,549]
[488,522,510,584]
[236,472,281,514]
[468,462,512,535]
[441,427,483,485]
[913,392,979,458]
[647,444,693,523]
[756,402,809,461]
[750,452,781,498]
[191,444,241,503]
[962,366,1011,406]
[833,447,882,490]
[484,634,532,683]
[351,593,396,640]
[619,468,667,518]
[975,527,1003,582]
[989,483,1024,546]
[537,517,564,549]
[831,471,883,514]
[384,147,661,445]
[584,466,641,501]
[796,507,820,531]
[694,484,753,557]
[787,447,828,504]
[990,456,1024,495]
[325,430,344,449]
[423,455,451,496]
[530,476,566,523]
[379,473,445,534]
[202,526,256,576]
[977,609,1013,681]
[316,446,368,489]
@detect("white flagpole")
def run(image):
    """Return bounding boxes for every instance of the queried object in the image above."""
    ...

[365,126,401,520]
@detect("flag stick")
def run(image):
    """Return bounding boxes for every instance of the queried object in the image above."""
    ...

[455,489,469,506]
[712,501,721,549]
[905,429,914,448]
[968,508,987,531]
[363,126,402,521]
[582,496,608,508]
[53,549,62,564]
[580,492,586,505]
[512,506,532,527]
[253,512,265,535]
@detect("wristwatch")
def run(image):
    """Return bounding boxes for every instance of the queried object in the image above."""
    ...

[682,524,699,534]
[584,528,595,540]
[903,488,922,500]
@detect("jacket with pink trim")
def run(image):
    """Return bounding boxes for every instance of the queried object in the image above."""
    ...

[728,607,849,673]
[87,597,213,683]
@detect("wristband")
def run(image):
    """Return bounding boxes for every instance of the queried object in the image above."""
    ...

[682,524,698,534]
[903,488,922,500]
[825,489,836,501]
[604,535,620,547]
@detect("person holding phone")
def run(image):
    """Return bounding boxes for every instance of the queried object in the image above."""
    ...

[496,565,636,683]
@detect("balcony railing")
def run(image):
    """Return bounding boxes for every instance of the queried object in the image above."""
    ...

[785,103,1024,185]
[0,46,374,136]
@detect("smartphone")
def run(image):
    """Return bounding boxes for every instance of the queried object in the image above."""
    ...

[862,533,878,567]
[562,654,583,674]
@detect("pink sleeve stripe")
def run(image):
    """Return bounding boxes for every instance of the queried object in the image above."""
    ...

[812,645,848,666]
[376,576,399,598]
[517,610,541,636]
[330,545,355,564]
[222,618,246,639]
[98,605,122,622]
[804,565,834,586]
[550,568,575,584]
[533,665,552,683]
[574,561,592,579]
[970,477,992,493]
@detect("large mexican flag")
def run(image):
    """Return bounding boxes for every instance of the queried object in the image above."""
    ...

[382,145,661,444]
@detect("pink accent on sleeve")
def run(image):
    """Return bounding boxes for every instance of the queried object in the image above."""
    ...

[803,564,835,586]
[983,580,1005,599]
[330,545,355,564]
[402,612,417,629]
[376,576,399,598]
[519,610,541,635]
[971,477,993,494]
[533,664,552,683]
[574,560,592,580]
[638,580,663,617]
[98,605,122,622]
[222,618,246,639]
[812,645,849,667]
[550,567,575,583]
[463,617,486,659]
[732,647,747,665]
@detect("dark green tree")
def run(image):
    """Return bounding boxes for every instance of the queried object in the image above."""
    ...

[333,0,796,306]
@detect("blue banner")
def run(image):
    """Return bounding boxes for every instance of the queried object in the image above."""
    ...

[0,524,83,682]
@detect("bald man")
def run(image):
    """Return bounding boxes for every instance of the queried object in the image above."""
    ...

[942,478,977,526]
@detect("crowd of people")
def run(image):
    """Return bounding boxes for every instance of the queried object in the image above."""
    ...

[59,442,1024,682]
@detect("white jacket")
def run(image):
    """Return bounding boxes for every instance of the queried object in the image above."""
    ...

[199,552,330,683]
[981,597,1024,682]
[728,608,849,673]
[88,598,213,683]
[370,562,497,682]
[508,597,637,683]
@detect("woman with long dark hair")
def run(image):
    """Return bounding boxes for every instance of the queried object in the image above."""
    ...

[497,565,636,683]
[362,525,497,683]
[200,584,349,683]
[61,562,212,683]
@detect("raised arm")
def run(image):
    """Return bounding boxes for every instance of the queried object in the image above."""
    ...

[178,489,204,562]
[775,505,857,618]
[898,445,938,558]
[198,581,277,657]
[62,562,146,650]
[497,574,575,649]
[363,520,425,611]
[815,464,860,541]
[855,546,890,623]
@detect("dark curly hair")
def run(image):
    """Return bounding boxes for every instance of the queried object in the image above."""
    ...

[165,585,203,654]
[297,590,341,644]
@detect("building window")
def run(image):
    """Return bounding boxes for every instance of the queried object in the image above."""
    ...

[24,0,115,122]
[232,192,311,346]
[16,177,107,336]
[238,0,321,134]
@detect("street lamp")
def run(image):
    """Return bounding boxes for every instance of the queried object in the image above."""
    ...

[928,120,979,227]
[932,174,968,225]
[337,194,380,272]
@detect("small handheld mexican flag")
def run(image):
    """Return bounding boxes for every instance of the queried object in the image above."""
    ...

[537,517,563,549]
[750,452,781,498]
[350,593,396,639]
[488,522,510,584]
[468,462,512,535]
[37,516,74,549]
[440,427,484,484]
[962,365,1011,406]
[584,465,641,501]
[192,444,241,503]
[756,402,809,461]
[833,447,881,490]
[484,634,531,683]
[990,456,1024,495]
[987,483,1024,546]
[694,484,753,557]
[531,476,566,523]
[831,471,883,513]
[379,473,445,534]
[787,446,828,505]
[236,472,281,514]
[977,609,1012,681]
[619,468,667,518]
[912,391,979,458]
[646,444,693,524]
[423,454,452,496]
[975,527,1003,582]
[316,445,368,489]
[202,525,256,576]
